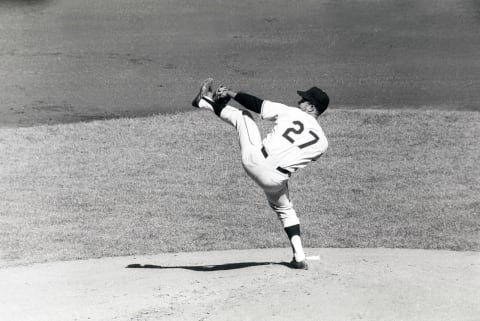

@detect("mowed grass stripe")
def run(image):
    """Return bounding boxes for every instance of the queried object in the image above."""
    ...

[0,109,478,266]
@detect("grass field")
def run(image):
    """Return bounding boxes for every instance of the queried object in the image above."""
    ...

[0,108,479,267]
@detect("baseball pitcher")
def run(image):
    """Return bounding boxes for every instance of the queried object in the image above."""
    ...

[192,78,329,269]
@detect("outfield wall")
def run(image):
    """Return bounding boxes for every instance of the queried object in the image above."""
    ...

[0,0,479,127]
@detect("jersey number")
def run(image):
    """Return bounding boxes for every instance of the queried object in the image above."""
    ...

[282,120,319,149]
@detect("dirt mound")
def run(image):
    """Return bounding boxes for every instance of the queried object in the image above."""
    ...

[1,248,478,321]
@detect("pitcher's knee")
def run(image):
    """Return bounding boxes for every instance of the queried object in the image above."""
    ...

[220,106,242,124]
[242,110,254,119]
[241,154,254,168]
[269,201,300,227]
[279,213,300,227]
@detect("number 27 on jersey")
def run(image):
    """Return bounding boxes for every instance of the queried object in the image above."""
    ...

[282,120,319,149]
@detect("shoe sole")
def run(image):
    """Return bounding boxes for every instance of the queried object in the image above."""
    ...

[192,78,213,108]
[290,261,309,270]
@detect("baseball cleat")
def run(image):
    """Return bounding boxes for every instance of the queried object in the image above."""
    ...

[289,258,309,270]
[192,78,214,108]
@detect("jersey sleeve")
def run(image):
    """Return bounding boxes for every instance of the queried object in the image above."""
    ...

[233,92,263,114]
[261,100,293,121]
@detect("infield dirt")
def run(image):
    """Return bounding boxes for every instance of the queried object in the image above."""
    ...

[1,248,479,321]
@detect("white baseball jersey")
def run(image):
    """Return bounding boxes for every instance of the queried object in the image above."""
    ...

[260,100,328,173]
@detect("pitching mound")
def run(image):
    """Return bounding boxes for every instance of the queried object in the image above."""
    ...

[1,248,478,321]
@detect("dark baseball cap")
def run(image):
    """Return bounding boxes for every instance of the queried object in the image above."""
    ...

[297,87,329,115]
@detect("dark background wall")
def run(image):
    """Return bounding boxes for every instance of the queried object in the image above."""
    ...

[1,0,479,127]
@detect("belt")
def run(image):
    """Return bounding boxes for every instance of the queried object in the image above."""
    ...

[261,146,291,176]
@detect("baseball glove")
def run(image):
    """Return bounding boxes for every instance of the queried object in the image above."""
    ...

[213,85,231,107]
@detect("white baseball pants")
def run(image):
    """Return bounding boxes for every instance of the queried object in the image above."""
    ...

[219,105,300,228]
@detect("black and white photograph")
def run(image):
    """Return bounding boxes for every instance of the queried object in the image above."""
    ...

[0,0,479,320]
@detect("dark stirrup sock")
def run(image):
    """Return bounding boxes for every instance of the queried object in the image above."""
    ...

[203,96,227,117]
[284,224,301,240]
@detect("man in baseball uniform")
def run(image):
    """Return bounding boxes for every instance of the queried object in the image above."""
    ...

[192,78,329,269]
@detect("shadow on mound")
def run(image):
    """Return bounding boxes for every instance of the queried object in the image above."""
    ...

[126,261,291,271]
